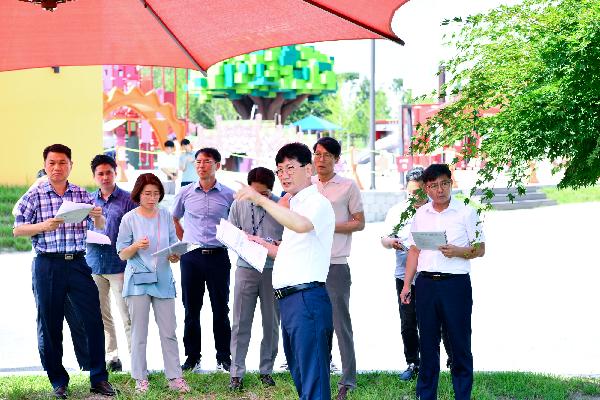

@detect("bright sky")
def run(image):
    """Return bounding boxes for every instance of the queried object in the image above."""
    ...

[313,0,517,110]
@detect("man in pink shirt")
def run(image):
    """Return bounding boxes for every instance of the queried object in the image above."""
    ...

[311,137,365,400]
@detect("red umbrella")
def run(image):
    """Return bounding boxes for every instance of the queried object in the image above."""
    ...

[1,0,409,73]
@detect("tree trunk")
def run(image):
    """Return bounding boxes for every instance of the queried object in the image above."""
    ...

[228,94,309,124]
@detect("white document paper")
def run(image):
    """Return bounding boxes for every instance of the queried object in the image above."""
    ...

[216,219,268,273]
[151,241,199,258]
[55,201,94,224]
[86,230,111,245]
[412,231,448,251]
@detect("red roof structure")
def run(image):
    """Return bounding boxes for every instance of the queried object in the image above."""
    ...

[1,0,410,73]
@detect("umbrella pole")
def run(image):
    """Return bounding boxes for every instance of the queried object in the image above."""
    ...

[369,40,376,190]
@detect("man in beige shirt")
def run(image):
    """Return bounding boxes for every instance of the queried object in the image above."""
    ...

[311,137,365,400]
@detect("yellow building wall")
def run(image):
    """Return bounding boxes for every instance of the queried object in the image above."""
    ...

[0,67,103,186]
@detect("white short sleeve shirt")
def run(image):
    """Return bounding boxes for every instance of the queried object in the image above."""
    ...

[409,197,485,274]
[272,185,335,289]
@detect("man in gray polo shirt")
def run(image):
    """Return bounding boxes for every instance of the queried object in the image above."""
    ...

[311,137,364,400]
[227,167,284,390]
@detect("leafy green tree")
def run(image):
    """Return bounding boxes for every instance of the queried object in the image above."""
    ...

[415,0,600,198]
[189,98,238,129]
[195,45,337,124]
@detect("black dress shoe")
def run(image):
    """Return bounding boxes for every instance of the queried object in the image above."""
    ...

[90,381,117,396]
[53,385,68,399]
[181,357,200,371]
[107,359,122,372]
[228,377,243,390]
[259,374,276,387]
[336,385,350,400]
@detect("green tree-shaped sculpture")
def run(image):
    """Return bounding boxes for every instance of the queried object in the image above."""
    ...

[194,45,337,124]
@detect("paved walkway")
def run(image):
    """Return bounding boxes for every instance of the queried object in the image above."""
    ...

[1,202,599,376]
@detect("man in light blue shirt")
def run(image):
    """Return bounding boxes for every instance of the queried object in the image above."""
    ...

[172,147,235,373]
[179,139,198,187]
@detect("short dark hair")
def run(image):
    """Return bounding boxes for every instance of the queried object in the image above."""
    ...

[90,154,117,173]
[313,137,341,158]
[275,142,312,165]
[406,167,425,183]
[43,144,71,161]
[181,138,191,146]
[195,147,221,163]
[36,169,47,179]
[421,164,452,184]
[247,167,275,190]
[130,173,165,203]
[164,140,175,148]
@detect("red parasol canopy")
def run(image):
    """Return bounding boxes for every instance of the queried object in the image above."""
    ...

[1,0,410,73]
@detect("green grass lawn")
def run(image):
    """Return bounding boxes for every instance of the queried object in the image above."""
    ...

[0,372,599,400]
[542,185,600,204]
[0,186,31,252]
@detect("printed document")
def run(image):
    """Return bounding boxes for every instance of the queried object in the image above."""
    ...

[216,218,268,273]
[56,201,94,223]
[412,231,448,250]
[86,230,111,245]
[152,242,199,258]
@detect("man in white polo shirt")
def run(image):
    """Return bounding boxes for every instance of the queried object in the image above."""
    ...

[400,164,485,400]
[235,142,335,400]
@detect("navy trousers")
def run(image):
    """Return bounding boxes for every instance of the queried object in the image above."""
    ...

[33,255,108,389]
[280,286,333,400]
[415,274,473,400]
[395,278,454,368]
[180,248,232,363]
[32,260,90,371]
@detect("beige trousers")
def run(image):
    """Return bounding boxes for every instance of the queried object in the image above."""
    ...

[126,295,183,380]
[93,273,132,361]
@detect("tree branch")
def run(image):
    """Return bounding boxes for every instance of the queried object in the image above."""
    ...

[281,94,309,123]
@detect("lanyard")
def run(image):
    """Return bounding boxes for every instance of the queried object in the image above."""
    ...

[250,204,266,236]
[151,212,161,272]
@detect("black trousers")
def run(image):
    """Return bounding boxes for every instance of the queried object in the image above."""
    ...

[180,248,232,362]
[395,278,453,367]
[33,255,107,389]
[32,260,90,371]
[415,274,473,400]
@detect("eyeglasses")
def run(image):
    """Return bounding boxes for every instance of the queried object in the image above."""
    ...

[275,163,307,177]
[426,180,452,190]
[195,160,215,166]
[313,152,335,160]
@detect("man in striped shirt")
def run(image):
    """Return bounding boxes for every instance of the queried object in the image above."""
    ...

[13,144,116,399]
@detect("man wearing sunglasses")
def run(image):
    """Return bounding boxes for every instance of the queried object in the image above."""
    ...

[400,164,485,400]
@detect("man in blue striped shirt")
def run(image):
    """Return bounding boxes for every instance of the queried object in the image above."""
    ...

[14,144,116,399]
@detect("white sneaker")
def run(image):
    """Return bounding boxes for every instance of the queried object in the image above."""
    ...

[330,360,340,374]
[191,360,202,374]
[135,379,149,393]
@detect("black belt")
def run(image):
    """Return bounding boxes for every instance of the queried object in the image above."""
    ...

[38,252,86,261]
[274,281,325,300]
[420,271,463,281]
[197,247,226,255]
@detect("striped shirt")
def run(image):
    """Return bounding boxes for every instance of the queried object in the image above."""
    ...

[13,181,94,254]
